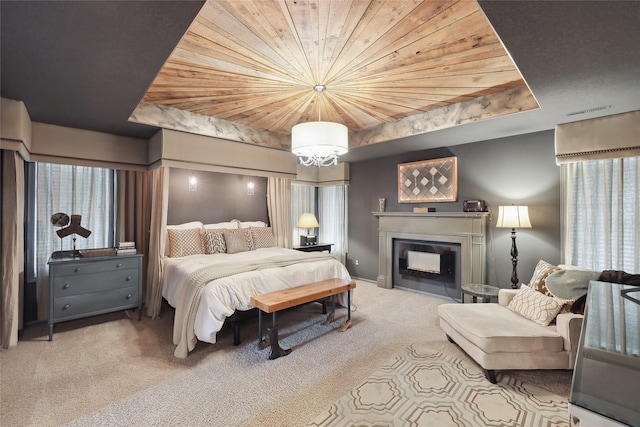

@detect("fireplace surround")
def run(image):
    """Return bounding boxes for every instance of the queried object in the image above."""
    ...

[374,212,488,300]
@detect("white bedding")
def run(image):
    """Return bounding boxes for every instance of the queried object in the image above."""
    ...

[162,247,351,346]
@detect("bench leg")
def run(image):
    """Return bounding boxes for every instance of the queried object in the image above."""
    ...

[257,310,269,349]
[267,312,291,360]
[339,289,352,332]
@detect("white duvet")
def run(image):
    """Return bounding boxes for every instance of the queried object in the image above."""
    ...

[162,247,351,345]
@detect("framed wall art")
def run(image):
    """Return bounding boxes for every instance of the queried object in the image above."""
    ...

[398,156,458,203]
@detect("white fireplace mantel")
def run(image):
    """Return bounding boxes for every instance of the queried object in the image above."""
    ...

[373,212,489,290]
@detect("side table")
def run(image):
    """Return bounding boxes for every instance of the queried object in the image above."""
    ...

[461,283,500,303]
[293,243,333,253]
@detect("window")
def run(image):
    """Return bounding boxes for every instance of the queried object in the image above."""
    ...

[291,183,316,245]
[562,157,639,273]
[26,162,116,321]
[290,182,348,261]
[318,185,348,263]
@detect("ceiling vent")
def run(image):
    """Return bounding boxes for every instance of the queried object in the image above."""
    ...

[567,105,612,116]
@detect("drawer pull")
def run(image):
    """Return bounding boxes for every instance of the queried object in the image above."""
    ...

[116,263,122,268]
[63,304,70,310]
[126,294,132,299]
[126,276,132,281]
[63,283,70,289]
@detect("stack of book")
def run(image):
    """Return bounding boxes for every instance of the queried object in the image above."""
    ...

[116,241,137,256]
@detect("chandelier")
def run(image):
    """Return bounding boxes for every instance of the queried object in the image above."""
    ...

[291,85,348,167]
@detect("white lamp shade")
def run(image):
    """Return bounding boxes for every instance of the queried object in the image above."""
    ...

[496,205,531,228]
[296,213,319,228]
[291,121,348,158]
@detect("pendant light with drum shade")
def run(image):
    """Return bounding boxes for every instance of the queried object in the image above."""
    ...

[291,85,348,167]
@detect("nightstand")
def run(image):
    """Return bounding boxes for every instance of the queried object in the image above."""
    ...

[293,243,333,253]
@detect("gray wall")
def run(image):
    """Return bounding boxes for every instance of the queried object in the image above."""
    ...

[167,168,268,225]
[347,130,561,289]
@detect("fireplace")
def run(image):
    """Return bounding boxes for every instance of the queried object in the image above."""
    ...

[374,212,488,301]
[393,239,461,297]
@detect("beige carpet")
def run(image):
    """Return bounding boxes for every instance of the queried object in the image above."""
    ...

[308,343,570,426]
[0,280,573,426]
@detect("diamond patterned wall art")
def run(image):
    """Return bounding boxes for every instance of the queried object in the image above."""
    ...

[398,157,458,203]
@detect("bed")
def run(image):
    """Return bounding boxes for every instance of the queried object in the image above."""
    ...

[161,221,351,358]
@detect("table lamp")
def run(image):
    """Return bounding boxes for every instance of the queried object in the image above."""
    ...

[297,213,319,246]
[496,205,531,288]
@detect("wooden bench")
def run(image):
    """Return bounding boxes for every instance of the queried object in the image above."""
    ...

[250,278,356,360]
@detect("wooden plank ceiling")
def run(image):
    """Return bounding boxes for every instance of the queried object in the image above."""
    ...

[139,0,537,149]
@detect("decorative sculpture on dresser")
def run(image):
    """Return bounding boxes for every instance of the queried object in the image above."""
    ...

[54,213,91,255]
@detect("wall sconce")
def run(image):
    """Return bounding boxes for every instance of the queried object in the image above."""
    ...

[247,181,255,196]
[188,173,198,192]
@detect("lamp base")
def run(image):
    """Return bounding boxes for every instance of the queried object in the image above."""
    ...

[510,229,520,289]
[299,235,317,246]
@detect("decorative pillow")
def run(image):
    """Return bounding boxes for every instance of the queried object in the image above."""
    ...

[240,221,267,228]
[508,284,563,326]
[167,221,203,229]
[223,229,254,254]
[545,269,601,313]
[528,260,562,293]
[165,221,204,256]
[167,228,205,257]
[251,227,275,249]
[203,221,238,230]
[200,229,227,254]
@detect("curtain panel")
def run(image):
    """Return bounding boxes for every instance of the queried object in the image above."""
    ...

[1,150,25,349]
[291,183,316,245]
[145,167,169,318]
[116,170,152,301]
[319,185,348,264]
[562,157,640,273]
[267,177,292,249]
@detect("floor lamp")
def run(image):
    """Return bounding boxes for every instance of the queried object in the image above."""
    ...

[496,205,531,288]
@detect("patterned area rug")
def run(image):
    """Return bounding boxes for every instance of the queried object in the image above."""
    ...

[307,343,571,427]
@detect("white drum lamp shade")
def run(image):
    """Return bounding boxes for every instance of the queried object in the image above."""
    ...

[291,121,348,167]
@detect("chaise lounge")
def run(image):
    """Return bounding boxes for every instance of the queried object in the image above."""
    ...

[439,288,583,383]
[438,261,599,383]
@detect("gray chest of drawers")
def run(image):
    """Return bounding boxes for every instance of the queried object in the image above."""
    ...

[48,252,143,340]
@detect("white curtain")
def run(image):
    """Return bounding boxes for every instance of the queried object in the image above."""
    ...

[291,183,316,245]
[562,157,640,273]
[34,163,114,321]
[1,150,24,349]
[319,185,348,263]
[267,177,292,249]
[146,167,169,318]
